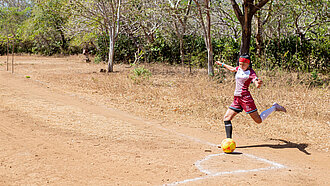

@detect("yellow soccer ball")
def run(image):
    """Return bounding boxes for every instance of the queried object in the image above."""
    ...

[221,138,236,153]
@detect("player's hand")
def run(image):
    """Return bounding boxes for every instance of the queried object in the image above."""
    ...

[255,78,263,88]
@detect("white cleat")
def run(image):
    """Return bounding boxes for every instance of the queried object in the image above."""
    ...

[273,102,287,112]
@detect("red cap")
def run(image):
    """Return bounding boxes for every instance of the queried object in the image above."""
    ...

[239,57,250,64]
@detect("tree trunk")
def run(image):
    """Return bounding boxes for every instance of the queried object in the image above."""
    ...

[255,9,263,56]
[240,1,252,55]
[6,36,9,71]
[193,0,214,76]
[205,0,214,75]
[207,46,214,75]
[108,29,115,73]
[277,15,281,66]
[11,38,14,74]
[231,0,270,55]
[108,0,121,73]
[174,21,185,67]
[59,29,67,54]
[240,19,252,55]
[179,35,184,67]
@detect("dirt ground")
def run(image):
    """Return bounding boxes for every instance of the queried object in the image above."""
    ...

[0,56,329,185]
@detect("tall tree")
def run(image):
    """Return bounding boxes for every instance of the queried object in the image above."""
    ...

[230,0,270,55]
[23,0,70,55]
[70,0,122,73]
[0,6,30,72]
[166,0,192,67]
[254,0,272,57]
[193,0,214,76]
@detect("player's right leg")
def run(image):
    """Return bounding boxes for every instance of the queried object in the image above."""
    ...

[260,102,286,121]
[273,102,287,112]
[249,111,262,123]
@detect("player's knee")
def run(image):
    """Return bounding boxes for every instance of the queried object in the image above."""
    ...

[223,115,232,121]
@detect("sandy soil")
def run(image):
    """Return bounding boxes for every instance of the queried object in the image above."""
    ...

[0,56,329,185]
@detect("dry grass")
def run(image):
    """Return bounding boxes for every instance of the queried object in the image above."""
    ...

[3,55,329,152]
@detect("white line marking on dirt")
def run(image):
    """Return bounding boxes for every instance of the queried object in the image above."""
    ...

[92,101,287,185]
[166,153,286,185]
[56,92,286,185]
[153,125,286,185]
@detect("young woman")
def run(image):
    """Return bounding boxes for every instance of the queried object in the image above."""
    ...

[215,54,286,139]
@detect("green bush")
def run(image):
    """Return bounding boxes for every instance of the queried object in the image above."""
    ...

[130,65,152,83]
[250,36,329,74]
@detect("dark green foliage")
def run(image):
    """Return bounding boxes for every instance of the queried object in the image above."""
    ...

[0,31,328,75]
[95,32,181,64]
[214,68,228,83]
[95,32,109,62]
[184,35,206,67]
[213,37,240,66]
[249,35,329,74]
[115,34,140,63]
[144,32,180,64]
[0,39,33,54]
[0,42,6,55]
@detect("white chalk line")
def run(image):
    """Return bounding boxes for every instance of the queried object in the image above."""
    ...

[166,153,286,185]
[46,92,286,185]
[68,94,287,185]
[144,122,286,185]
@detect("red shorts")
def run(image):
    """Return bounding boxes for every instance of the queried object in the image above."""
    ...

[229,94,257,114]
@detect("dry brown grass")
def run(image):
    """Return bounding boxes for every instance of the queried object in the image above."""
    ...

[3,55,329,152]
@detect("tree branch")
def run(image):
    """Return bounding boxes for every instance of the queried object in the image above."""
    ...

[262,0,272,25]
[251,0,270,15]
[192,0,208,46]
[230,0,243,25]
[115,0,121,38]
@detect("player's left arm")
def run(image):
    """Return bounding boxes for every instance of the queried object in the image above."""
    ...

[251,70,263,88]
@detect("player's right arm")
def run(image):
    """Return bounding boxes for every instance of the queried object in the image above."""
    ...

[215,61,237,72]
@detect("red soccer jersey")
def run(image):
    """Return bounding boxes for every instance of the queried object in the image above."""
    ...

[234,67,258,96]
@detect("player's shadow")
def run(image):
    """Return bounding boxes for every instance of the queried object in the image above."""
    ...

[237,138,311,155]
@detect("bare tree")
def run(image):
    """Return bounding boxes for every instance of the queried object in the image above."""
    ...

[166,0,193,67]
[193,0,214,76]
[70,0,122,73]
[212,1,241,40]
[119,0,162,63]
[0,5,30,73]
[254,0,272,57]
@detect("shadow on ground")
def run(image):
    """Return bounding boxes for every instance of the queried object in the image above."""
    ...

[237,139,311,155]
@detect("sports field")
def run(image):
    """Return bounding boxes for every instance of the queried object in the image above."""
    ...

[0,56,329,185]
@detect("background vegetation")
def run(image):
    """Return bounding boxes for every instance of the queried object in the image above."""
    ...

[0,0,329,75]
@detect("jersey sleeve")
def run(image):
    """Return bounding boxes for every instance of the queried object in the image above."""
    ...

[250,69,258,82]
[235,66,239,71]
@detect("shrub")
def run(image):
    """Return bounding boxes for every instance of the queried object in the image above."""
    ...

[130,65,152,84]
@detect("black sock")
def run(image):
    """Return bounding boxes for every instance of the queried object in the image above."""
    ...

[224,120,232,138]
